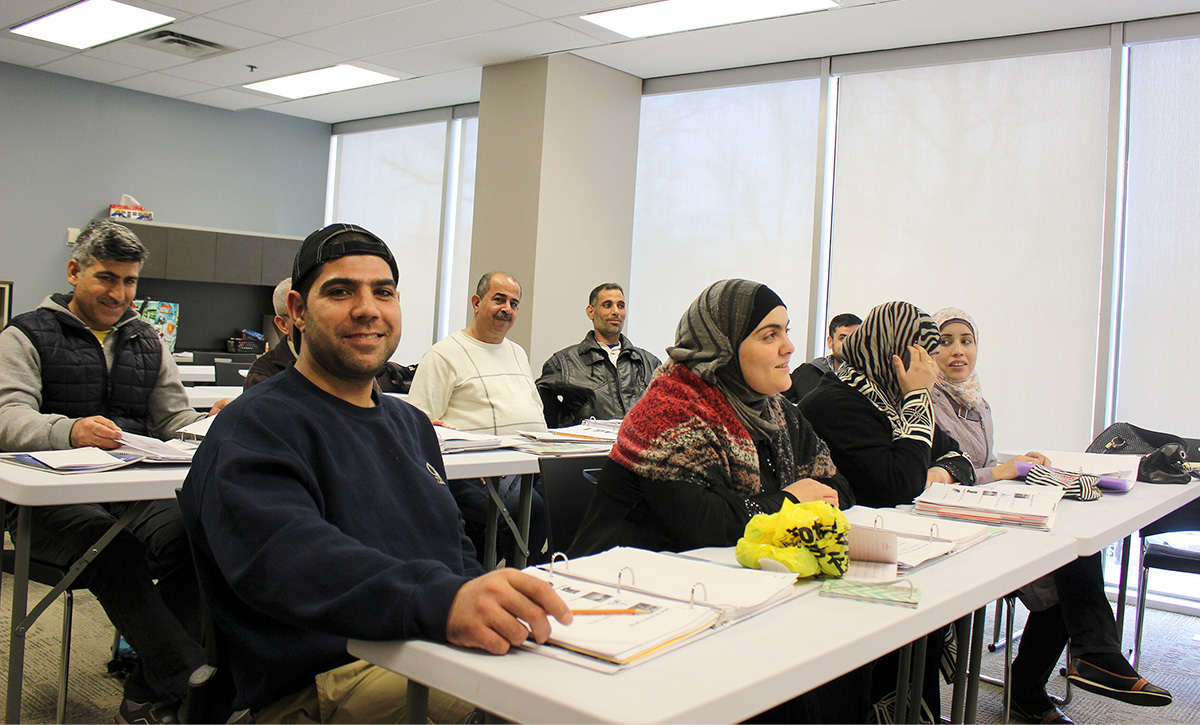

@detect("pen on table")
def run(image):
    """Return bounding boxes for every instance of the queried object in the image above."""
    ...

[570,608,643,615]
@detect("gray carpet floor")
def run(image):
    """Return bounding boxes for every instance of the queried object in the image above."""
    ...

[1,573,1197,724]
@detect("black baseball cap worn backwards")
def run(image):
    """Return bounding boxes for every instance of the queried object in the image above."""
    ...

[292,223,399,292]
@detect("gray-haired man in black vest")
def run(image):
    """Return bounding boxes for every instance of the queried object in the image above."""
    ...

[0,219,227,724]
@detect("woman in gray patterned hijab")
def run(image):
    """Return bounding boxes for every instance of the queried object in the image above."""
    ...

[667,278,788,442]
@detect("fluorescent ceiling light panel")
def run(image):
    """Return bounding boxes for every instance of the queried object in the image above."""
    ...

[10,0,174,50]
[582,0,839,38]
[244,65,399,100]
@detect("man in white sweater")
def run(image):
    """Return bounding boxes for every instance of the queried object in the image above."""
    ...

[408,272,545,434]
[408,272,547,563]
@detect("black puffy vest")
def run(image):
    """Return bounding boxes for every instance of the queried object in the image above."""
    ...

[9,300,161,435]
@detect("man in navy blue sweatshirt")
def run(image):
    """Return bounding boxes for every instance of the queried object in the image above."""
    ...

[181,224,571,722]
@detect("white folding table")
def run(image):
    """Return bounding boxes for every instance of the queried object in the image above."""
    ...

[0,447,545,722]
[351,519,1078,724]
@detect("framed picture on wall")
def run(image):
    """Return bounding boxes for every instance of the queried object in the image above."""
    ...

[0,281,11,327]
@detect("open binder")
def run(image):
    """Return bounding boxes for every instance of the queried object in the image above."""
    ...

[522,547,810,672]
[842,506,998,581]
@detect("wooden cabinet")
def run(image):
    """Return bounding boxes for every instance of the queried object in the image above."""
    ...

[115,220,301,286]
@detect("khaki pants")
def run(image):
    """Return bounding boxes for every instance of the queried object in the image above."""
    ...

[255,660,475,724]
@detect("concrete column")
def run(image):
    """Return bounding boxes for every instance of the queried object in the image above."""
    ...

[470,53,642,368]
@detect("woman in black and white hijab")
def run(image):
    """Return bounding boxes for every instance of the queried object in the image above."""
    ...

[800,300,975,508]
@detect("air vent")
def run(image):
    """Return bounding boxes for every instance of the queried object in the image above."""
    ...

[127,29,232,59]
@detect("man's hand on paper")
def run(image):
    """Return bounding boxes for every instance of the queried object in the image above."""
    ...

[208,398,232,416]
[446,569,573,654]
[70,415,123,449]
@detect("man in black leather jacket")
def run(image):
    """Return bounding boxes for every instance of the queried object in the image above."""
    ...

[536,283,662,427]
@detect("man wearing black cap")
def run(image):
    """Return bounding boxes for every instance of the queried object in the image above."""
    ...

[180,223,570,722]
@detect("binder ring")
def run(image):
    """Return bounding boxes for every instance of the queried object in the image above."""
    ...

[548,552,569,579]
[617,566,635,594]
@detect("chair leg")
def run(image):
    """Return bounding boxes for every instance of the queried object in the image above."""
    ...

[56,590,73,725]
[1115,536,1132,639]
[990,597,1004,650]
[1058,645,1073,706]
[1002,596,1015,724]
[1133,564,1150,670]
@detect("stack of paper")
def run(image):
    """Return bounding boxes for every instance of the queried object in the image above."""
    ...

[115,432,196,462]
[506,437,612,456]
[518,420,620,444]
[913,482,1064,530]
[434,427,505,454]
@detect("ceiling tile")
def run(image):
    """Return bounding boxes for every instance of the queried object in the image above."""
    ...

[85,39,193,71]
[0,1,67,28]
[496,0,647,20]
[38,54,144,83]
[160,39,347,86]
[148,0,243,13]
[369,20,601,77]
[268,67,482,124]
[160,15,277,49]
[115,70,216,96]
[0,34,71,66]
[208,0,426,37]
[293,0,537,57]
[179,86,275,110]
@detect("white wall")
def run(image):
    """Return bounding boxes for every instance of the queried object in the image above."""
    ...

[0,61,330,316]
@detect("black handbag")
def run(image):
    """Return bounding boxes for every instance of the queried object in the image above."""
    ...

[1087,422,1196,485]
[1086,422,1186,455]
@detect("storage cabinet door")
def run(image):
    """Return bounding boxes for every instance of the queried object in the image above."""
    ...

[119,222,167,278]
[262,237,301,285]
[216,233,264,285]
[166,228,216,282]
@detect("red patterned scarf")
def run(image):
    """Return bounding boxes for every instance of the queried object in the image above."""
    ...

[612,362,836,496]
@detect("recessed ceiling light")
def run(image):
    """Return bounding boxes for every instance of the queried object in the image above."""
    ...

[10,0,174,50]
[244,65,400,100]
[581,0,839,39]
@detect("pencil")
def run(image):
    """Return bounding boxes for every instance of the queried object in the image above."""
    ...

[570,608,643,615]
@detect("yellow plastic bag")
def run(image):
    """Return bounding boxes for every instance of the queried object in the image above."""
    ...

[735,499,851,578]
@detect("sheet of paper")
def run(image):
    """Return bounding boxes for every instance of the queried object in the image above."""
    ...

[843,559,899,583]
[26,447,124,470]
[177,415,214,438]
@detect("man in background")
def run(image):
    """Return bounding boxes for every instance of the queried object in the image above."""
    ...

[784,312,862,404]
[408,271,543,434]
[408,272,547,563]
[181,224,569,721]
[536,283,662,427]
[243,276,296,389]
[0,219,222,724]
